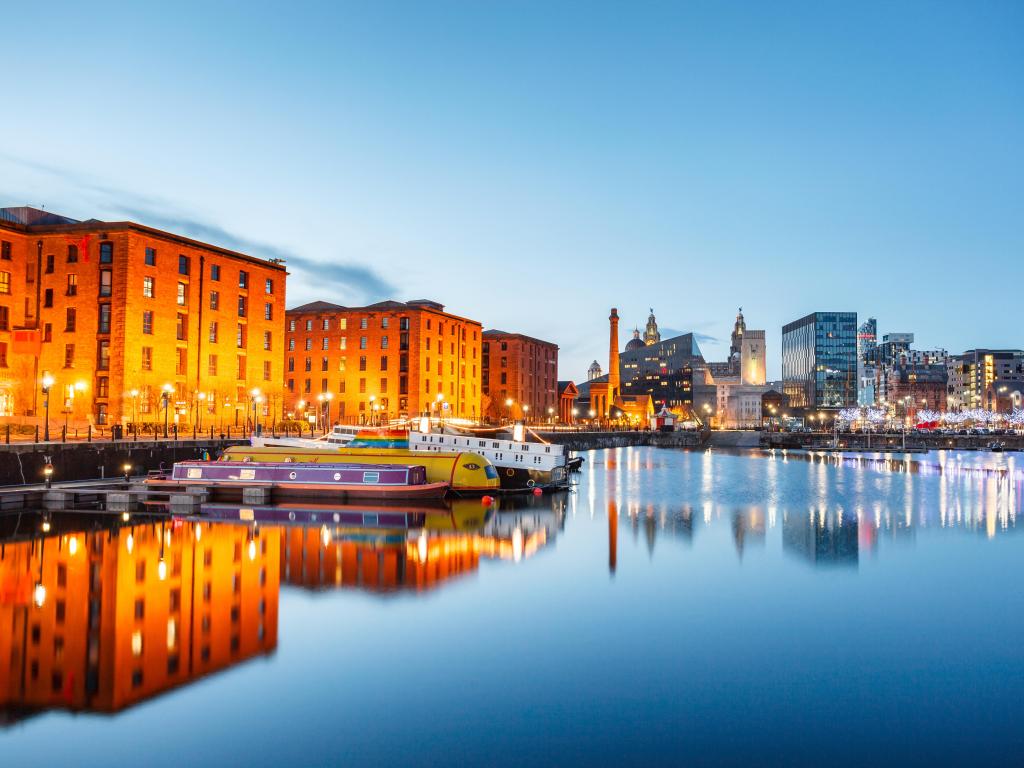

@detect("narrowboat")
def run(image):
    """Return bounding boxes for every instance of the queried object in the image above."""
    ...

[166,460,449,500]
[217,445,500,495]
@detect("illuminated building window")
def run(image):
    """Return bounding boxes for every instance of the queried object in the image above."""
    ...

[0,271,9,294]
[143,276,154,298]
[305,319,312,332]
[208,354,217,376]
[142,311,153,335]
[210,290,219,310]
[265,303,273,321]
[264,361,272,381]
[141,347,152,370]
[131,630,143,657]
[264,331,272,351]
[66,273,77,296]
[209,321,218,342]
[265,278,273,294]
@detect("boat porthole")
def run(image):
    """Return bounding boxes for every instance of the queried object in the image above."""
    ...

[527,479,535,487]
[288,512,296,521]
[289,471,297,480]
[334,472,341,481]
[506,468,515,477]
[333,513,340,522]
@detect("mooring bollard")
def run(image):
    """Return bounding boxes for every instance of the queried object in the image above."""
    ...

[61,426,66,443]
[87,425,92,442]
[5,424,9,444]
[35,425,39,443]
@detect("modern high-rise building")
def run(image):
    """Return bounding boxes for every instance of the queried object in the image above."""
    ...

[0,206,287,429]
[857,317,877,406]
[946,349,1024,411]
[481,330,558,421]
[781,312,858,409]
[284,299,482,424]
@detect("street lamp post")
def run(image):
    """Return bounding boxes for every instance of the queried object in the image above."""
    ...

[435,392,444,427]
[368,394,376,427]
[41,374,54,442]
[505,398,513,424]
[161,384,173,437]
[250,388,262,435]
[522,404,530,425]
[197,392,206,431]
[325,392,333,430]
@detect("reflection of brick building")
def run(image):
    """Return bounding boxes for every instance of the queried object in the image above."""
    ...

[0,520,278,717]
[0,206,287,429]
[481,330,558,421]
[284,300,482,424]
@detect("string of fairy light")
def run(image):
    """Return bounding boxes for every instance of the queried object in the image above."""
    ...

[836,406,1024,427]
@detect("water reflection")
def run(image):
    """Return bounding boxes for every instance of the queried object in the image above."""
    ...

[782,509,859,567]
[0,513,278,722]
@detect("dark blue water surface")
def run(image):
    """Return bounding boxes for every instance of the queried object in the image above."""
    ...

[2,446,1024,766]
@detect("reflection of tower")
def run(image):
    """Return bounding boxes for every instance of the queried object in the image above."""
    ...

[587,360,603,381]
[608,500,617,575]
[608,308,620,415]
[643,308,661,346]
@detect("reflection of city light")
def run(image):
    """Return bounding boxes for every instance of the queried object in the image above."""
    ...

[33,583,46,607]
[131,630,143,656]
[195,523,202,541]
[321,526,331,547]
[122,512,130,522]
[41,521,51,533]
[157,558,167,581]
[248,539,257,561]
[417,531,428,563]
[126,534,134,554]
[512,528,523,562]
[167,619,177,650]
[68,536,78,555]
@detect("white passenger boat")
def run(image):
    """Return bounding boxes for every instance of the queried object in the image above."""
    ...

[250,424,362,450]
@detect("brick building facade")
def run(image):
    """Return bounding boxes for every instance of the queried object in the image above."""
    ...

[284,299,482,424]
[481,330,558,422]
[0,207,287,430]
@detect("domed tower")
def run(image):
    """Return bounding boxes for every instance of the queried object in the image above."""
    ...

[730,307,746,362]
[588,360,603,381]
[625,328,645,352]
[643,308,661,346]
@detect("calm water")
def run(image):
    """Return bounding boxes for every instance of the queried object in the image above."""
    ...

[2,446,1023,767]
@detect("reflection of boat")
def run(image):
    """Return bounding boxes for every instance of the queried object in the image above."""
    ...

[218,445,500,494]
[567,456,584,472]
[195,501,444,530]
[165,461,448,500]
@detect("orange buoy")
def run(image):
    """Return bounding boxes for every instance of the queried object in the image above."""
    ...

[481,495,493,505]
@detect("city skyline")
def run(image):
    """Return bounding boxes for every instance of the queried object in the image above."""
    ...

[2,1,1023,381]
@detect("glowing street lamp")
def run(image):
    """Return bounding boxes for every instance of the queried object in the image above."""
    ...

[197,391,207,430]
[250,388,263,434]
[41,373,55,441]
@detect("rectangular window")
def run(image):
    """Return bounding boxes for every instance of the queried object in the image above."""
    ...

[381,316,389,329]
[178,254,190,275]
[321,357,329,371]
[380,377,387,393]
[304,338,312,351]
[44,289,53,308]
[99,270,112,297]
[66,274,77,296]
[176,348,187,376]
[359,378,366,393]
[45,254,54,274]
[339,318,347,330]
[64,344,74,368]
[380,356,388,371]
[263,360,272,381]
[381,336,389,349]
[339,337,347,350]
[321,318,330,331]
[264,303,273,321]
[98,340,110,370]
[97,377,109,398]
[238,270,248,289]
[65,308,75,332]
[289,319,296,332]
[0,272,9,295]
[210,263,221,281]
[236,324,246,348]
[98,304,111,334]
[265,278,273,294]
[208,354,218,376]
[0,306,7,331]
[359,356,367,372]
[359,336,367,349]
[177,282,187,306]
[304,357,311,371]
[399,317,409,330]
[142,310,153,334]
[236,355,246,380]
[210,291,219,310]
[100,242,113,263]
[287,357,294,372]
[143,276,154,298]
[141,347,153,371]
[43,323,52,342]
[359,317,368,330]
[399,375,408,395]
[145,247,156,266]
[263,331,272,351]
[0,342,7,367]
[209,322,218,342]
[177,313,187,341]
[0,241,9,260]
[322,337,329,350]
[305,319,313,332]
[238,296,246,317]
[288,338,295,351]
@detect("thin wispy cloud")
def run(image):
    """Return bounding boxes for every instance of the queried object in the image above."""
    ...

[0,154,395,305]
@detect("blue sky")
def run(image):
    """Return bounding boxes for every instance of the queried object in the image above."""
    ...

[1,0,1021,380]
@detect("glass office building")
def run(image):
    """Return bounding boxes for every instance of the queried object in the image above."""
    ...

[781,312,858,409]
